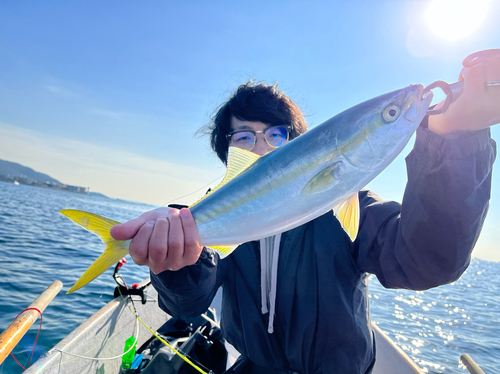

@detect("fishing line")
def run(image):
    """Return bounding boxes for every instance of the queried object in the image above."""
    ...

[43,284,140,368]
[49,295,140,361]
[81,279,124,329]
[143,291,158,303]
[9,307,42,370]
[37,316,140,373]
[8,293,139,371]
[116,288,212,374]
[133,316,211,374]
[161,174,224,207]
[50,318,139,361]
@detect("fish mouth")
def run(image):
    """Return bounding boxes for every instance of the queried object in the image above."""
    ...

[403,84,434,122]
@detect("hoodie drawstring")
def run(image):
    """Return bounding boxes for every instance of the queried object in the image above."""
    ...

[259,233,281,334]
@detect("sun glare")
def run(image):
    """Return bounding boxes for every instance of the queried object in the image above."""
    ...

[425,0,490,40]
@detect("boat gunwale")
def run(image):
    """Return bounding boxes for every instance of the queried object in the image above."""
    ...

[25,278,168,373]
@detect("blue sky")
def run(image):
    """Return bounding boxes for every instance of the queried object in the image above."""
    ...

[1,1,499,260]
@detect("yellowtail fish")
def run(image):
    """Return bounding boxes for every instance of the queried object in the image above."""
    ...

[61,84,433,293]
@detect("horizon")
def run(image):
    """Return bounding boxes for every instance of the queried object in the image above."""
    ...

[1,1,499,261]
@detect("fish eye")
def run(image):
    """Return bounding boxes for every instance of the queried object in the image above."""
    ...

[382,105,400,122]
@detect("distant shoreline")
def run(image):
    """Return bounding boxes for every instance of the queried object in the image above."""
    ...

[0,175,108,198]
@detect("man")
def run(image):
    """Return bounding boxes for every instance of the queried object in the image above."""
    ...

[111,51,499,373]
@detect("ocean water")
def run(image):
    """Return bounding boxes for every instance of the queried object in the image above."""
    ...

[0,181,498,373]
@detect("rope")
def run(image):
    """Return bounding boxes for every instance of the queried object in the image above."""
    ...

[116,289,211,374]
[51,290,211,373]
[51,315,139,361]
[10,307,42,370]
[13,288,211,373]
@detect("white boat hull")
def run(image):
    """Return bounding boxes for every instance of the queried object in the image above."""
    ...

[27,280,423,373]
[25,279,168,374]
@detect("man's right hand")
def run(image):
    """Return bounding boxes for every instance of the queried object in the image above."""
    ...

[110,207,203,274]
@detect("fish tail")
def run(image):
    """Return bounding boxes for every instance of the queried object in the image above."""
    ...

[59,209,130,293]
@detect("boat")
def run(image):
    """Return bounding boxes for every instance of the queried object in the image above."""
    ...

[23,277,424,374]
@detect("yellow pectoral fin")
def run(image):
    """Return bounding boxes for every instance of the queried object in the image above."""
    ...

[189,147,261,208]
[302,162,341,195]
[206,244,239,258]
[333,193,360,242]
[60,209,129,293]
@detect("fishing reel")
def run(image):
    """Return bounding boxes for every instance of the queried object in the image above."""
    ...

[113,258,151,304]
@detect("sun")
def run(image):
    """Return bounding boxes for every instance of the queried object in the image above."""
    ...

[425,0,490,40]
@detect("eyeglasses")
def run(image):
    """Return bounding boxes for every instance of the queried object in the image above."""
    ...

[226,125,293,151]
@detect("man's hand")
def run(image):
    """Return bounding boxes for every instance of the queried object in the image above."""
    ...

[111,207,203,274]
[428,49,500,136]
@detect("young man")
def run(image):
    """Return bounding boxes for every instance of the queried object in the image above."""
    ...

[111,51,499,373]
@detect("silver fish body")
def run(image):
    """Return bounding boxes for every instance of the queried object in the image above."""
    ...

[59,84,434,293]
[191,84,433,247]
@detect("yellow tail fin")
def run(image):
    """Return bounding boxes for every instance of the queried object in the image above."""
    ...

[60,209,130,293]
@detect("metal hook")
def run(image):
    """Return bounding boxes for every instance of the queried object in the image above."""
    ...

[425,81,464,116]
[425,49,500,115]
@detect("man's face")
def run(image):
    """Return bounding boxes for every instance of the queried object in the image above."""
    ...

[229,117,290,156]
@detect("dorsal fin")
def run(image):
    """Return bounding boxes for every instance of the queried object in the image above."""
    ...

[333,193,360,242]
[189,147,261,208]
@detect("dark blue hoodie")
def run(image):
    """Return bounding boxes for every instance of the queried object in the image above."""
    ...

[151,125,496,374]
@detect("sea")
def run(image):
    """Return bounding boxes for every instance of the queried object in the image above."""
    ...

[0,181,498,374]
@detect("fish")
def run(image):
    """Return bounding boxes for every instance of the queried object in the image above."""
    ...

[60,84,433,293]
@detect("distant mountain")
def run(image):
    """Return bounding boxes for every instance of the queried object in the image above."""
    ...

[0,159,109,198]
[0,159,61,184]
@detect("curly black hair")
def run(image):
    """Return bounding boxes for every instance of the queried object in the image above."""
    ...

[202,81,308,164]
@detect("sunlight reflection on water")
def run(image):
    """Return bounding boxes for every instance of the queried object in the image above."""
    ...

[0,181,498,374]
[370,259,499,373]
